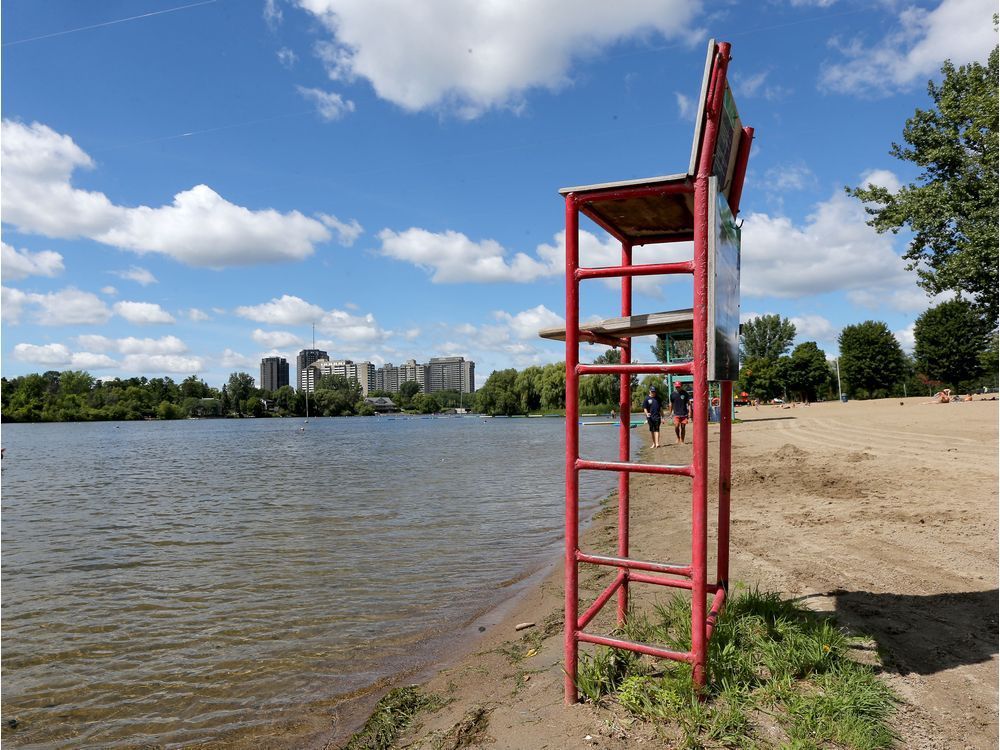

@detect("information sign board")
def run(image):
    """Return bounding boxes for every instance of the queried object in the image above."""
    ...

[707,177,741,381]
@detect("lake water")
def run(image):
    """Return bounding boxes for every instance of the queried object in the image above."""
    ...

[1,416,630,748]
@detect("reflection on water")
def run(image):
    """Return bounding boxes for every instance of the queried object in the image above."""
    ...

[1,416,629,748]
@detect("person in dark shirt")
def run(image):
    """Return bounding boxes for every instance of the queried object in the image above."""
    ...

[670,381,692,445]
[641,386,662,448]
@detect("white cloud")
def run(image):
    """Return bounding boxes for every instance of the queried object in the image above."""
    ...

[377,227,562,283]
[294,0,701,116]
[101,285,118,295]
[113,301,176,324]
[116,335,187,355]
[847,286,951,314]
[1,242,64,280]
[858,168,902,193]
[71,352,118,369]
[894,323,916,353]
[297,86,356,120]
[13,342,72,365]
[252,328,304,348]
[113,266,157,285]
[1,120,336,268]
[14,287,114,326]
[821,0,997,96]
[318,213,364,245]
[318,309,389,344]
[264,0,283,27]
[675,91,695,120]
[75,334,115,351]
[493,304,564,339]
[122,354,203,373]
[188,308,210,321]
[236,294,326,324]
[220,348,256,368]
[402,327,421,340]
[277,47,297,68]
[740,190,913,299]
[789,314,839,344]
[2,286,29,323]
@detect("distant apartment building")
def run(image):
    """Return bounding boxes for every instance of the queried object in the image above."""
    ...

[309,358,376,396]
[297,348,328,393]
[373,356,475,394]
[259,356,289,392]
[426,356,475,394]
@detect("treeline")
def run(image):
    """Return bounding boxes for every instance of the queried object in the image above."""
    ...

[0,370,469,423]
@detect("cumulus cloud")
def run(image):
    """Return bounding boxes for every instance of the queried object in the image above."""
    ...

[113,301,176,324]
[1,120,343,268]
[252,328,304,348]
[318,309,389,344]
[294,0,701,116]
[377,228,562,283]
[857,168,902,193]
[116,335,187,355]
[493,304,565,339]
[763,163,817,192]
[12,342,118,369]
[236,294,326,324]
[894,323,916,352]
[1,242,64,280]
[789,314,839,345]
[188,308,210,321]
[122,354,203,373]
[101,285,118,295]
[821,0,997,96]
[297,86,356,120]
[113,266,157,285]
[220,348,256,368]
[740,189,914,299]
[4,286,113,326]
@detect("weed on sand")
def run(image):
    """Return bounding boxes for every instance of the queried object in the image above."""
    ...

[575,588,897,749]
[341,686,443,750]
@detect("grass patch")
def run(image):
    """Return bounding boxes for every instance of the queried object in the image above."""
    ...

[342,686,442,750]
[574,589,898,749]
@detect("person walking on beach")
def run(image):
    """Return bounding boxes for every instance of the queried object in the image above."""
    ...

[670,380,692,444]
[642,386,662,448]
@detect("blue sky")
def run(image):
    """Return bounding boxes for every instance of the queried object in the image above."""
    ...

[2,0,996,389]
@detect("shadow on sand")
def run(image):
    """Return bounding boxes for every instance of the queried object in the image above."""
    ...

[826,588,999,675]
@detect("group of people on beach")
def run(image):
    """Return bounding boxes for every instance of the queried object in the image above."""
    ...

[641,382,691,448]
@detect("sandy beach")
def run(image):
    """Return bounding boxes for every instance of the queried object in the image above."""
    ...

[389,397,999,750]
[203,397,999,749]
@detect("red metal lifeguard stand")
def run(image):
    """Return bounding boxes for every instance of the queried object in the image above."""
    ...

[545,40,754,699]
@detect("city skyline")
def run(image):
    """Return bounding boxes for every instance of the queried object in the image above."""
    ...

[2,1,996,390]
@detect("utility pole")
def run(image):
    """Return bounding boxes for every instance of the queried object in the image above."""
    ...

[835,358,843,402]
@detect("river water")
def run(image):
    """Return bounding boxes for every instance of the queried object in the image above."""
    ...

[1,415,630,748]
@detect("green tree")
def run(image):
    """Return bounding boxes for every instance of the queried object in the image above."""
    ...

[226,372,256,415]
[539,363,565,411]
[740,315,796,360]
[411,393,441,414]
[849,41,999,324]
[514,366,543,413]
[779,342,830,402]
[313,374,362,416]
[913,299,992,388]
[838,321,906,398]
[738,356,783,401]
[475,369,520,416]
[398,380,422,408]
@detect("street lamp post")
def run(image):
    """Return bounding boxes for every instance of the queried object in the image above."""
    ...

[835,358,843,402]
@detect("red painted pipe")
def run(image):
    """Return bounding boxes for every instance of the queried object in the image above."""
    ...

[717,380,733,589]
[577,363,692,376]
[564,194,581,704]
[578,571,626,630]
[618,241,632,625]
[576,551,691,577]
[576,458,693,477]
[576,260,694,280]
[578,632,693,664]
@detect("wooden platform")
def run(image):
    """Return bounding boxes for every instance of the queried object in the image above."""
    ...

[539,308,693,347]
[558,173,694,244]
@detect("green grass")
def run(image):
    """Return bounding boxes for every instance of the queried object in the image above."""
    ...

[342,686,443,750]
[574,588,898,749]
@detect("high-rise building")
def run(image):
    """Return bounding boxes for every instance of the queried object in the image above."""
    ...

[426,356,475,393]
[399,359,426,392]
[297,348,328,393]
[259,357,289,392]
[376,363,400,392]
[308,358,377,396]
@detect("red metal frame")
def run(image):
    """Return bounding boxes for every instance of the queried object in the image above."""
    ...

[563,41,752,702]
